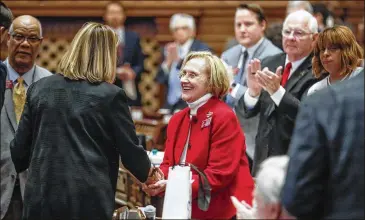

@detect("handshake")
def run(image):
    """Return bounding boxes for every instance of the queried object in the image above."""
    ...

[142,167,167,196]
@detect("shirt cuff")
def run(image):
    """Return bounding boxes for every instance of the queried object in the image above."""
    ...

[230,83,240,99]
[244,89,259,109]
[270,86,286,106]
[161,62,170,75]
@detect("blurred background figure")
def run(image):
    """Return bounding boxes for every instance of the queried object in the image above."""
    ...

[103,1,144,107]
[9,22,153,220]
[145,51,254,219]
[1,15,52,220]
[308,25,363,95]
[266,1,313,50]
[286,0,313,15]
[312,3,333,32]
[231,155,295,220]
[0,1,13,111]
[155,13,211,113]
[281,72,364,219]
[221,3,282,172]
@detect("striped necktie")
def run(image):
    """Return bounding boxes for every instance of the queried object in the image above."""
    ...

[13,77,26,123]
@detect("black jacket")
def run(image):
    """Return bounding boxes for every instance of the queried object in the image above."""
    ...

[281,71,364,219]
[10,74,151,220]
[0,61,6,111]
[242,53,320,175]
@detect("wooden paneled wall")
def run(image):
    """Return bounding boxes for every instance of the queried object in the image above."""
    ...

[4,1,364,55]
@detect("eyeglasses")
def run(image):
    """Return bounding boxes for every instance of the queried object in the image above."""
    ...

[282,29,311,39]
[320,46,340,54]
[11,33,42,44]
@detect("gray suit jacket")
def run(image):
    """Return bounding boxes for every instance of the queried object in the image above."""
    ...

[221,38,282,159]
[0,61,52,219]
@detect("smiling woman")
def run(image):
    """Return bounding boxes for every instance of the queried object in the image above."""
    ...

[142,51,254,219]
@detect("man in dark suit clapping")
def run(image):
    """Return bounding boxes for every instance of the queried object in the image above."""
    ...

[239,10,321,175]
[103,1,144,107]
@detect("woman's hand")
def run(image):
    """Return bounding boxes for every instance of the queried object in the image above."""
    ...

[142,180,167,196]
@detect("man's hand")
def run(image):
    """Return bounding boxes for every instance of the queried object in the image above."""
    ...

[116,63,136,81]
[256,66,283,95]
[142,180,167,196]
[231,196,256,219]
[246,59,263,97]
[164,42,179,69]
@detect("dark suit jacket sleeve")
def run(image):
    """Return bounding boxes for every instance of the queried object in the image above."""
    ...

[0,62,6,109]
[277,78,315,120]
[131,34,144,77]
[281,92,330,218]
[110,90,151,183]
[10,83,35,173]
[237,92,261,119]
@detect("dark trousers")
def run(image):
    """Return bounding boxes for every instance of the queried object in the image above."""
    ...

[3,182,23,220]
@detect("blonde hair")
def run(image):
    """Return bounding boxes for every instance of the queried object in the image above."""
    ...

[58,22,119,83]
[180,51,230,99]
[312,25,364,78]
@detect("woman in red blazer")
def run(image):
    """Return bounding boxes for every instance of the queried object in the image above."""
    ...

[144,51,254,219]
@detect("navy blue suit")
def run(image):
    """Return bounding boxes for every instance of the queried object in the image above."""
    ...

[114,31,144,106]
[281,71,364,219]
[155,39,211,112]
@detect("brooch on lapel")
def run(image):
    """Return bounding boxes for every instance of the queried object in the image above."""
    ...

[300,71,306,76]
[201,111,213,128]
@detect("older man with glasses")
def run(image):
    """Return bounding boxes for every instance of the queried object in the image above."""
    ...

[237,10,322,176]
[1,15,52,220]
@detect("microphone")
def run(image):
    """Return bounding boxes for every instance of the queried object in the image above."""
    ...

[188,143,192,149]
[191,116,198,124]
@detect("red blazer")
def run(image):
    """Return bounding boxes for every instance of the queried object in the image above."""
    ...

[160,97,254,219]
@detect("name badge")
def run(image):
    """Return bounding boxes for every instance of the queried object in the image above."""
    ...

[6,80,13,89]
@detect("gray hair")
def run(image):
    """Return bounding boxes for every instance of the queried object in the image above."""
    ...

[283,10,318,34]
[255,155,289,204]
[8,17,43,37]
[169,13,195,32]
[286,1,313,14]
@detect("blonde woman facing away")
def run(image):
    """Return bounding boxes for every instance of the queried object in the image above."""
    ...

[10,22,158,220]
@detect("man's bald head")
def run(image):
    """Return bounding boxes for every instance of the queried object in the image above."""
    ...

[9,15,42,37]
[7,15,44,74]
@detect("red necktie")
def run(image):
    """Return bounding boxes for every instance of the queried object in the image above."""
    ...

[281,62,292,86]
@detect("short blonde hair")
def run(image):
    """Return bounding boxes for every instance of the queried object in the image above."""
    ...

[180,51,230,99]
[58,22,118,83]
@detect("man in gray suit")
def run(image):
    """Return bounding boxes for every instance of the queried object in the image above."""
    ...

[1,15,52,220]
[221,3,282,170]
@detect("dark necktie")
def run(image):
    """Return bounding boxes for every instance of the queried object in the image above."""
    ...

[117,43,124,66]
[238,50,249,85]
